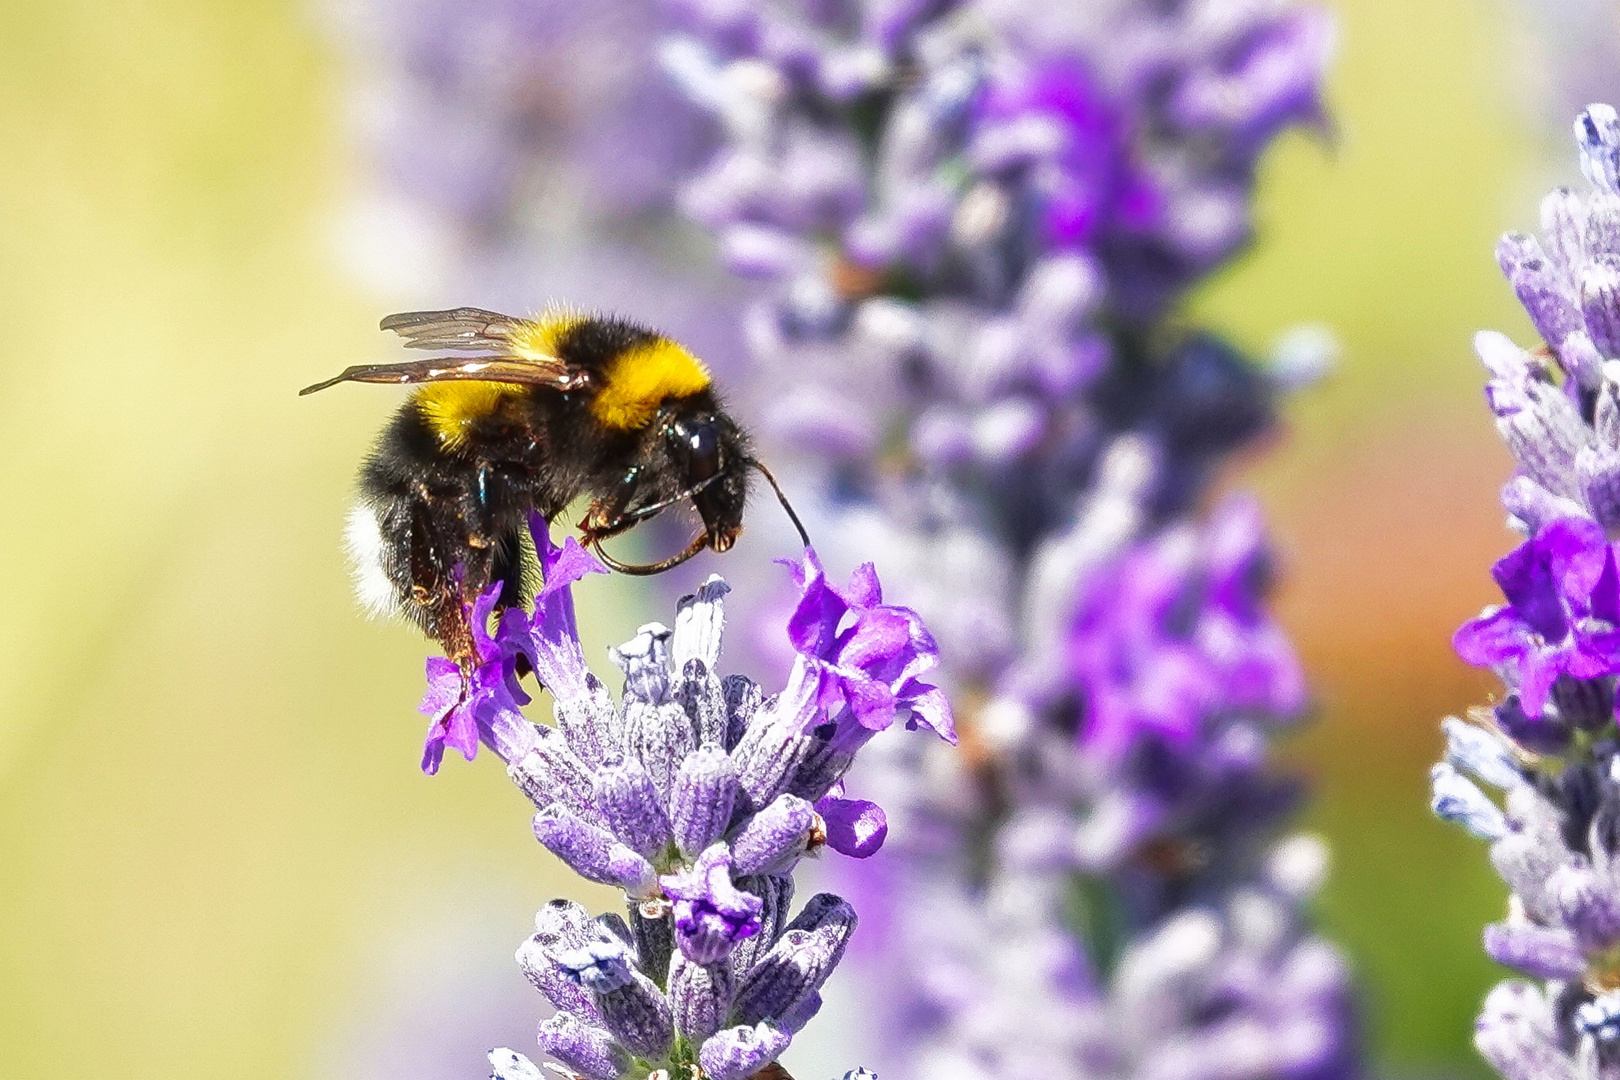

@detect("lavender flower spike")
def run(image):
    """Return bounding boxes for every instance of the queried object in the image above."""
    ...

[1435,104,1620,1080]
[656,2,1356,1077]
[406,517,952,1080]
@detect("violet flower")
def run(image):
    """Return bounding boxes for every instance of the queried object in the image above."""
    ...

[1433,103,1620,1080]
[1455,517,1620,716]
[416,515,949,1079]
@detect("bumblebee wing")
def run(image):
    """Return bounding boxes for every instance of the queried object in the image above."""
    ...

[302,307,591,395]
[379,307,528,351]
[299,356,587,396]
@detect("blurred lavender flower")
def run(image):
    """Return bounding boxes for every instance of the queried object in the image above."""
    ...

[1499,1,1620,136]
[419,515,950,1078]
[657,2,1357,1078]
[1433,104,1620,1080]
[325,0,712,248]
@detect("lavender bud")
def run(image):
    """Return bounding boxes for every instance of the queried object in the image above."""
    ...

[783,893,859,964]
[1559,330,1603,389]
[1481,922,1586,979]
[672,576,730,674]
[697,1023,792,1080]
[1477,329,1536,383]
[1542,187,1588,278]
[592,753,676,861]
[517,936,598,1021]
[669,949,735,1042]
[1475,981,1578,1080]
[610,623,674,704]
[595,969,676,1060]
[1493,694,1574,754]
[721,675,761,751]
[629,904,675,990]
[533,898,598,950]
[671,743,740,859]
[1498,231,1544,281]
[488,1048,543,1080]
[777,989,822,1033]
[533,804,659,899]
[554,674,616,769]
[624,699,697,808]
[732,707,816,809]
[556,936,637,993]
[1507,254,1582,353]
[677,660,729,748]
[1441,717,1524,791]
[731,875,793,974]
[1590,193,1620,257]
[1557,676,1620,731]
[508,726,596,818]
[1551,864,1620,952]
[1430,763,1508,840]
[1578,445,1620,527]
[1582,258,1620,358]
[535,1013,631,1080]
[1580,105,1620,194]
[1496,381,1594,499]
[730,794,815,876]
[1494,788,1575,920]
[730,928,835,1025]
[1500,477,1589,534]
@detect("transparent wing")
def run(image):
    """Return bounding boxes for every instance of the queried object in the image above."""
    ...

[299,356,588,396]
[300,308,589,396]
[379,307,528,352]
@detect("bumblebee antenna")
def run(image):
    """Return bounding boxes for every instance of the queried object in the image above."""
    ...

[591,531,710,576]
[748,459,813,549]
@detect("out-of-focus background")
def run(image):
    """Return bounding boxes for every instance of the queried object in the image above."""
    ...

[0,0,1584,1076]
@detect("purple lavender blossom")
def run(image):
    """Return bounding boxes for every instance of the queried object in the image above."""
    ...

[1433,104,1620,1080]
[1067,495,1306,764]
[326,0,711,240]
[1454,517,1620,716]
[414,515,950,1079]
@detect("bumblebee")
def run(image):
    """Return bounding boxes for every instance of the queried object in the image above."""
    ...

[302,307,806,662]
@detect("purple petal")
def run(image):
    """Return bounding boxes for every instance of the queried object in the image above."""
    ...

[815,793,888,858]
[1518,648,1568,718]
[1454,607,1531,668]
[897,680,956,743]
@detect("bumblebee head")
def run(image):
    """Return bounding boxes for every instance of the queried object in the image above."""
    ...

[586,398,809,577]
[664,408,748,552]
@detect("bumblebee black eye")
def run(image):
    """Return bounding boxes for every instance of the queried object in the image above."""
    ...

[671,415,722,482]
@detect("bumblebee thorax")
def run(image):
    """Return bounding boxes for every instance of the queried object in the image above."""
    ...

[589,337,711,431]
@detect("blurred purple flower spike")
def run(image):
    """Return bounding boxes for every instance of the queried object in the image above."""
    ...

[658,3,1356,1077]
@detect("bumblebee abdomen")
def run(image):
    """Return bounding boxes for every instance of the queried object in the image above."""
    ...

[414,381,526,449]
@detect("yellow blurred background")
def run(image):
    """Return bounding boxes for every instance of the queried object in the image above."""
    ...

[0,0,1566,1077]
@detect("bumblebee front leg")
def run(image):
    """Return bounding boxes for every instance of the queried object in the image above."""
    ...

[577,498,639,547]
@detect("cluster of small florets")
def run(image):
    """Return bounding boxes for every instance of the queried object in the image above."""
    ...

[418,516,950,1080]
[1432,104,1620,1080]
